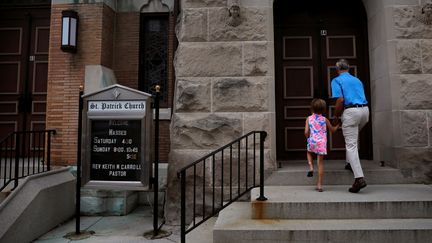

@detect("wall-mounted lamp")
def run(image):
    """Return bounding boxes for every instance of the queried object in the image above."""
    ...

[61,10,78,52]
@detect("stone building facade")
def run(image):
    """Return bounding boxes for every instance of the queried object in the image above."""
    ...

[1,0,431,217]
[165,0,432,220]
[167,0,432,190]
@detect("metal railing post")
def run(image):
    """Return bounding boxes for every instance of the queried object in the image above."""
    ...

[180,170,186,243]
[177,131,268,240]
[257,131,267,201]
[0,130,56,191]
[14,133,20,190]
[47,131,53,171]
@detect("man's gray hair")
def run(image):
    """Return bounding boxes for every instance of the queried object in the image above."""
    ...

[336,59,350,71]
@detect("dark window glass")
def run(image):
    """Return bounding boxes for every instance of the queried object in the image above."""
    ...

[139,15,168,106]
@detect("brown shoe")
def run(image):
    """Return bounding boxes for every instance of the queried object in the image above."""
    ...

[348,178,367,193]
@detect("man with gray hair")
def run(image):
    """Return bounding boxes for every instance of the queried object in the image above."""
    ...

[331,59,369,193]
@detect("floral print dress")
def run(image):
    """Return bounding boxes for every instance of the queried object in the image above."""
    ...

[307,114,327,155]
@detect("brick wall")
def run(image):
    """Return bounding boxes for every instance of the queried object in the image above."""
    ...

[113,12,174,163]
[158,121,170,162]
[47,3,173,164]
[113,12,140,90]
[159,13,176,163]
[101,4,115,68]
[47,3,108,164]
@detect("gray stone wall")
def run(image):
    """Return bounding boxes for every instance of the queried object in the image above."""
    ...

[365,0,432,183]
[392,3,432,182]
[166,0,276,223]
[166,0,432,224]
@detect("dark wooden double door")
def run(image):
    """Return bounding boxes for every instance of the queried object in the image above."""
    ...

[275,0,372,160]
[0,7,50,141]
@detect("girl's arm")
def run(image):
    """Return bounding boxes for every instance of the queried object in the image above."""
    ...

[326,118,339,133]
[304,118,309,138]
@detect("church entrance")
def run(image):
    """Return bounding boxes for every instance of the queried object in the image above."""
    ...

[274,0,373,160]
[0,6,50,140]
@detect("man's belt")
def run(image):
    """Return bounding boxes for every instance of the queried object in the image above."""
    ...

[344,104,367,109]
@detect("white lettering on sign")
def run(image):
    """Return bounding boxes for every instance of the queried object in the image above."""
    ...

[109,129,127,136]
[109,171,127,176]
[88,101,146,112]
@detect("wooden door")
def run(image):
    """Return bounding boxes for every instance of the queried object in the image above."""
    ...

[274,0,372,160]
[0,7,50,141]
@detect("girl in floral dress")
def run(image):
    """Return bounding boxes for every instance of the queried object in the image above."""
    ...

[304,99,339,192]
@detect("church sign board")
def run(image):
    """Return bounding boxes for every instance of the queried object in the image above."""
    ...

[81,84,153,190]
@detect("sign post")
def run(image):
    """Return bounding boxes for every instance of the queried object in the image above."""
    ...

[144,85,171,239]
[67,84,161,240]
[64,86,95,240]
[153,85,160,236]
[76,87,83,235]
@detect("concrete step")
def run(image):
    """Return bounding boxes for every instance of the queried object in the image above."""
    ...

[250,185,432,219]
[213,202,432,243]
[0,191,10,204]
[0,168,75,243]
[187,217,216,243]
[266,160,415,185]
[0,179,25,192]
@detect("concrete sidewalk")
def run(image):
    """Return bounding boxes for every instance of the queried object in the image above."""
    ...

[35,206,181,243]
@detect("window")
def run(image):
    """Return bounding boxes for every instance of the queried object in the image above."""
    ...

[139,14,169,107]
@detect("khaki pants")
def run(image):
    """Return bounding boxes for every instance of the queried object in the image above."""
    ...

[341,107,369,178]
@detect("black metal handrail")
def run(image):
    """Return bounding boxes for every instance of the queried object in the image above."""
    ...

[0,130,56,191]
[177,131,267,243]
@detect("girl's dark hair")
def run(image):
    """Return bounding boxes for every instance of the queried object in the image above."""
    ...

[311,98,326,114]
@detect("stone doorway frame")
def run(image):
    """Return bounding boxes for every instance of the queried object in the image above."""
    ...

[272,0,372,161]
[269,0,399,164]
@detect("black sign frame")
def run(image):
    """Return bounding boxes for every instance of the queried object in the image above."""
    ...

[81,85,153,191]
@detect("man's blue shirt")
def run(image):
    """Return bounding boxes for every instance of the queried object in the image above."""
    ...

[331,72,368,106]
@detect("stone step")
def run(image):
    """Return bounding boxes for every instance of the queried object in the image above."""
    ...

[186,217,216,243]
[0,191,10,204]
[250,185,432,219]
[266,160,415,185]
[213,202,432,243]
[1,179,25,192]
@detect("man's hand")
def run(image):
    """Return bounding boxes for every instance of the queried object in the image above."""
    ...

[332,117,342,126]
[334,97,344,118]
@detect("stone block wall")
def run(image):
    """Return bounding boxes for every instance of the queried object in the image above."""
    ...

[365,0,432,182]
[391,3,432,182]
[166,0,276,223]
[364,0,397,173]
